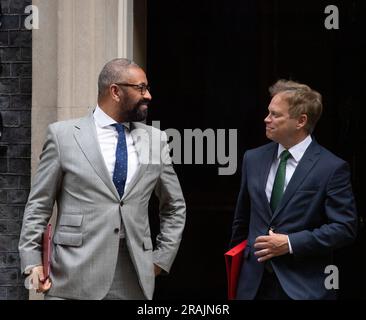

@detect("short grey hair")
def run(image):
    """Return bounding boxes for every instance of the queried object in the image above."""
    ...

[98,58,140,99]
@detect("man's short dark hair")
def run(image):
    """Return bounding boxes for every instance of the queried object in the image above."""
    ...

[98,58,140,99]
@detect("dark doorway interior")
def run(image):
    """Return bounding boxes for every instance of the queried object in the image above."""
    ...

[146,0,366,299]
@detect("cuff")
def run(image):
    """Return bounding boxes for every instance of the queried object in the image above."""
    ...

[24,264,42,275]
[287,235,293,254]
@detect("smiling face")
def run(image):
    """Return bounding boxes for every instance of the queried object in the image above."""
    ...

[264,92,307,148]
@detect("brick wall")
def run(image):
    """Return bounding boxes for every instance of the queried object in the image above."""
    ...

[0,0,32,300]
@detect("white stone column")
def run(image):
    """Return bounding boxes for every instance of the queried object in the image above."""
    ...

[57,0,126,120]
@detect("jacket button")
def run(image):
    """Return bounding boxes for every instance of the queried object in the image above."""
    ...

[114,228,119,234]
[120,201,124,207]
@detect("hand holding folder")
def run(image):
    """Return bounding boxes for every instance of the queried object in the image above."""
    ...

[224,240,247,300]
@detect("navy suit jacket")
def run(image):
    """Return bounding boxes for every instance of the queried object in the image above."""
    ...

[230,139,358,299]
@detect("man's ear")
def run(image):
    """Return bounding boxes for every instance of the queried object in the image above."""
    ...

[297,114,308,130]
[110,84,121,102]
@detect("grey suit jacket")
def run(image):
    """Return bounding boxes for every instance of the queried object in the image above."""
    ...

[18,112,186,300]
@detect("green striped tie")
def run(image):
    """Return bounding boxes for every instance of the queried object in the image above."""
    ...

[270,150,291,212]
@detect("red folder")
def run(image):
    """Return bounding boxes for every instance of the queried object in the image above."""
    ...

[42,223,52,280]
[224,240,247,300]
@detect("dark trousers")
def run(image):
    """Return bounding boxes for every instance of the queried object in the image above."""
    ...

[255,268,291,300]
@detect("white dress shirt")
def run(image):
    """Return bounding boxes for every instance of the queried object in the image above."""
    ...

[93,105,139,190]
[94,106,140,239]
[265,135,312,253]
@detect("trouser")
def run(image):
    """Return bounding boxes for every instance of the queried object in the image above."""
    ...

[45,239,146,300]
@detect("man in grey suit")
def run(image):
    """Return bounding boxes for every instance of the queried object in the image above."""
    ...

[18,58,186,300]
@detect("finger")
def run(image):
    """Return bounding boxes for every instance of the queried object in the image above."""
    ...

[37,281,51,293]
[37,281,46,291]
[255,235,270,243]
[253,242,269,249]
[43,279,52,291]
[257,253,274,263]
[269,230,275,235]
[38,269,45,283]
[254,249,269,257]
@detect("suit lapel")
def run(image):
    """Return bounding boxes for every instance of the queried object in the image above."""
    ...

[73,112,120,200]
[271,140,321,221]
[259,143,278,218]
[122,122,150,200]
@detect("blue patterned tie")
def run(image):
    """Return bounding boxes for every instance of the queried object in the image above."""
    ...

[112,123,128,198]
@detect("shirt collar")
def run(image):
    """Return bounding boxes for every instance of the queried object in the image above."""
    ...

[93,105,130,130]
[277,135,312,163]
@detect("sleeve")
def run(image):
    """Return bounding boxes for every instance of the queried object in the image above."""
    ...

[287,236,293,254]
[288,161,358,258]
[230,152,251,248]
[24,263,42,275]
[152,131,186,273]
[18,124,64,273]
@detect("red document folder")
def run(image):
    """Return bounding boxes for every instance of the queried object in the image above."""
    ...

[224,240,247,300]
[42,224,52,280]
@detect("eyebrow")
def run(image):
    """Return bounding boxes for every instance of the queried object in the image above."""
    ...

[268,109,281,115]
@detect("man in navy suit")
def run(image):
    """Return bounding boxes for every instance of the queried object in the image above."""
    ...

[230,80,358,300]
